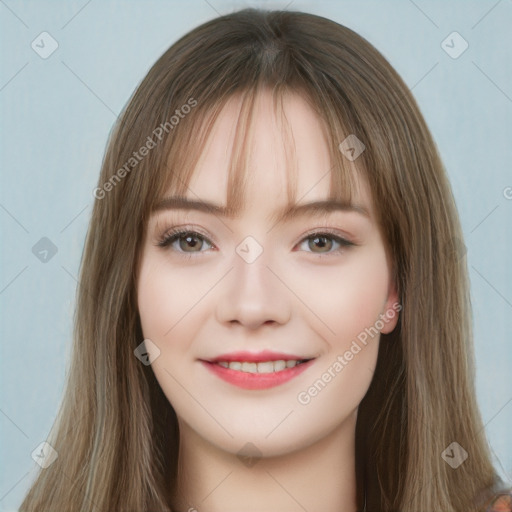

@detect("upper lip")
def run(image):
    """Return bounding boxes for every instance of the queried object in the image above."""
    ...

[205,350,314,363]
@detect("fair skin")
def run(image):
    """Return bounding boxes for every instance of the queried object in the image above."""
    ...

[137,90,399,512]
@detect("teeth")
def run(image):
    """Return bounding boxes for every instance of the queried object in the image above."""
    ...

[216,360,304,373]
[256,361,274,373]
[241,362,257,373]
[274,360,286,371]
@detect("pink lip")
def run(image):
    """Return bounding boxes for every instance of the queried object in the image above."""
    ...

[200,352,315,390]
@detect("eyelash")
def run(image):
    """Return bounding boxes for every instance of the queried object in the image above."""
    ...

[155,226,355,259]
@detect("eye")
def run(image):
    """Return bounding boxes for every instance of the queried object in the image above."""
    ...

[156,227,355,257]
[297,231,355,255]
[156,229,214,254]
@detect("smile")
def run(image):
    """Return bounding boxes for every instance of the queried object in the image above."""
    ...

[200,351,315,390]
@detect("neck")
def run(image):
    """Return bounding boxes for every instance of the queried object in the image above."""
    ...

[171,411,359,512]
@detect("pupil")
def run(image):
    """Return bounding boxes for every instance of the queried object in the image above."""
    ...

[181,235,200,251]
[312,236,331,252]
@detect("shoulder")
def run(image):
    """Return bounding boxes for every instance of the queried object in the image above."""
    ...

[483,490,512,512]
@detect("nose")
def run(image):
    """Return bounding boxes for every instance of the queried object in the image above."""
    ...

[215,246,292,330]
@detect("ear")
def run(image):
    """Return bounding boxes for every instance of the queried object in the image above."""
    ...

[380,279,400,334]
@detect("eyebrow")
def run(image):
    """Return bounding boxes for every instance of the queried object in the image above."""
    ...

[152,196,370,223]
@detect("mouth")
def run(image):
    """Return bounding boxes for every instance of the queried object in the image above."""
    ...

[200,351,316,390]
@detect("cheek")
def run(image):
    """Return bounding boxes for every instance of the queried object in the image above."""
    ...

[290,251,390,423]
[288,246,391,350]
[137,256,207,404]
[137,254,226,382]
[137,255,207,342]
[138,259,175,341]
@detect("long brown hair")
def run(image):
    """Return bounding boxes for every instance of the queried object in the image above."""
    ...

[20,8,503,511]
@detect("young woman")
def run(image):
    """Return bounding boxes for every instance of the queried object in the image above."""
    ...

[20,8,511,512]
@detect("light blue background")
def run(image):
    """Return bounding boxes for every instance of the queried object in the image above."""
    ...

[1,1,511,509]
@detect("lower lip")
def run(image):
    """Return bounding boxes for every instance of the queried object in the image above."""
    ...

[201,360,314,390]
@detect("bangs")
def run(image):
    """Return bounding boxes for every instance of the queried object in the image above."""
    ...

[150,84,364,219]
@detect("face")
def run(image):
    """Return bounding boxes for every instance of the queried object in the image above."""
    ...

[137,90,399,458]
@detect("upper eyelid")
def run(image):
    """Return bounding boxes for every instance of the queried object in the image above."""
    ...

[156,226,215,248]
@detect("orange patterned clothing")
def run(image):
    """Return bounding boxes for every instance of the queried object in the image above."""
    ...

[484,491,512,512]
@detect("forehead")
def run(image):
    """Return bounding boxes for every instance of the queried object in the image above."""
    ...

[165,89,372,218]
